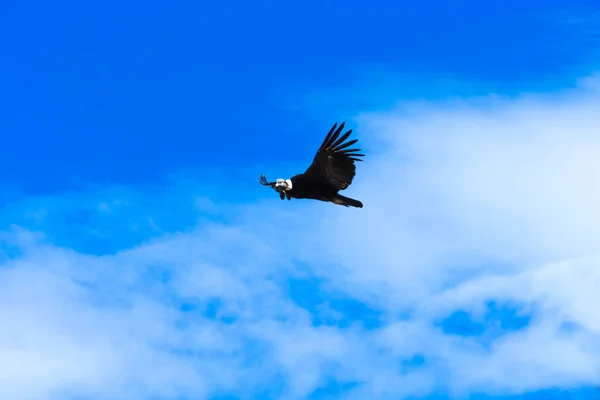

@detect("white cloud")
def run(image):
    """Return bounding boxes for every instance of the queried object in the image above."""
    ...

[2,78,600,399]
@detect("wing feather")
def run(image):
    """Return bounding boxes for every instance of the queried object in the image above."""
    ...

[330,129,353,149]
[322,122,345,149]
[301,122,365,191]
[335,139,358,151]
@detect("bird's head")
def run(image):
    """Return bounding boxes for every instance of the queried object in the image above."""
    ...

[260,174,292,201]
[275,178,292,191]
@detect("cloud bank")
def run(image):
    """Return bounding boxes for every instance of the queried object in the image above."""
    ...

[1,78,600,399]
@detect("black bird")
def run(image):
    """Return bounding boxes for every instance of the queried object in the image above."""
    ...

[260,122,365,208]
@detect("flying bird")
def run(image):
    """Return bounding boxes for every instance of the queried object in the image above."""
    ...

[260,122,365,208]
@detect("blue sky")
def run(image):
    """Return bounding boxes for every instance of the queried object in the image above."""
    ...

[2,1,600,399]
[3,0,600,196]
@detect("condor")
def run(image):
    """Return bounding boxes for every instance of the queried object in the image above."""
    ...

[260,122,365,208]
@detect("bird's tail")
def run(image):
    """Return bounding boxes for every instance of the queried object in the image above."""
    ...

[333,194,363,208]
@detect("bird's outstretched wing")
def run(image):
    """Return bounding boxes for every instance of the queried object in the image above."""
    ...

[302,122,365,190]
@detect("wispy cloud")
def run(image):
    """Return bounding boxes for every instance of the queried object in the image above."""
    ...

[2,77,600,399]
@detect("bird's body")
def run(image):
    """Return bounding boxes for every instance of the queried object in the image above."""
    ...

[260,122,365,208]
[285,174,363,207]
